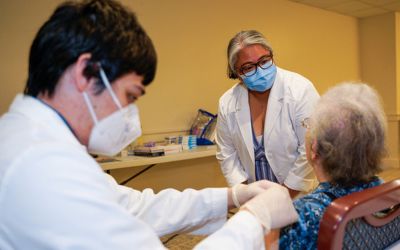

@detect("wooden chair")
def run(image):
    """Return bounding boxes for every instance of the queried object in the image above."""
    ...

[317,179,400,250]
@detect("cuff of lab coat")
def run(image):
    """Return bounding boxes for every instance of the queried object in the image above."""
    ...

[190,188,228,235]
[284,172,316,192]
[233,210,266,235]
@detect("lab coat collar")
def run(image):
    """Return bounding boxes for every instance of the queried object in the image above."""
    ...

[234,68,284,165]
[264,68,284,142]
[9,94,82,147]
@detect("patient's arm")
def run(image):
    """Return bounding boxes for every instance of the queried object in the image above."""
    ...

[264,229,280,250]
[287,188,300,199]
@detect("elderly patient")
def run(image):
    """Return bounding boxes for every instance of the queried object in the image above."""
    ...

[275,82,387,249]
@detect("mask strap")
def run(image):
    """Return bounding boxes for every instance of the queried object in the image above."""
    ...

[83,92,99,124]
[99,66,123,109]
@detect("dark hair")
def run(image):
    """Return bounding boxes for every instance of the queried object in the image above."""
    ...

[24,0,157,97]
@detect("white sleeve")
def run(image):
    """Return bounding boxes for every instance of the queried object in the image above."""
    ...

[194,211,265,250]
[1,146,166,250]
[1,145,262,250]
[216,101,248,186]
[105,175,228,236]
[284,82,320,192]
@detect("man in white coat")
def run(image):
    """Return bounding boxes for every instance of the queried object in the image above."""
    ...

[0,0,298,249]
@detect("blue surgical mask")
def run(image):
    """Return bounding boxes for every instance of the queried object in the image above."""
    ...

[241,62,277,92]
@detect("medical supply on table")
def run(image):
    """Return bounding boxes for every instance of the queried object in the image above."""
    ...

[120,149,129,157]
[131,145,165,157]
[144,141,157,147]
[131,142,183,157]
[161,144,183,155]
[190,109,217,145]
[165,136,179,144]
[180,135,197,150]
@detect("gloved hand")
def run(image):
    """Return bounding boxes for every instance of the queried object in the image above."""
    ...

[231,180,280,208]
[241,185,298,234]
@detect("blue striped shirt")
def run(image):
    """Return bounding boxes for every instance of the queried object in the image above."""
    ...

[251,127,278,182]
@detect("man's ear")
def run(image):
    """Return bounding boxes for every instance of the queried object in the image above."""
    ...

[73,53,94,93]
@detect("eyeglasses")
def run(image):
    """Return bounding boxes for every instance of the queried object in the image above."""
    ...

[238,55,273,77]
[301,118,311,129]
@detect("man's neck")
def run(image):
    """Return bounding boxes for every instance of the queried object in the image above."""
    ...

[38,89,91,147]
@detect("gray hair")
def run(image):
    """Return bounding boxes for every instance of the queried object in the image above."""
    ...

[227,30,273,79]
[309,82,387,186]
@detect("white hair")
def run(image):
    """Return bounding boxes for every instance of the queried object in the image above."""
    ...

[309,82,387,185]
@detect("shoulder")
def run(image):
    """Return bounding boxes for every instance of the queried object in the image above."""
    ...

[279,190,331,249]
[277,67,313,87]
[293,191,332,218]
[293,188,335,228]
[1,143,107,204]
[337,177,384,196]
[219,83,242,103]
[218,83,244,113]
[0,143,113,228]
[276,67,319,101]
[0,144,159,249]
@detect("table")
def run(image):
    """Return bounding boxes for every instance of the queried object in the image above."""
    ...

[100,145,217,171]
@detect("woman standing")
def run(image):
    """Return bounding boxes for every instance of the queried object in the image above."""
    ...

[216,30,319,198]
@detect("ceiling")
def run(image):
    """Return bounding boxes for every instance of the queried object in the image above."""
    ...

[287,0,400,18]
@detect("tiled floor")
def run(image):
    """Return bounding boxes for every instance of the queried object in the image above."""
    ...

[162,168,400,249]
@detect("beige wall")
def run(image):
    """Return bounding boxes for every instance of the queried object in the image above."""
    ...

[397,12,400,115]
[0,0,360,127]
[131,0,360,134]
[0,0,362,190]
[0,0,62,116]
[360,13,397,115]
[359,12,400,169]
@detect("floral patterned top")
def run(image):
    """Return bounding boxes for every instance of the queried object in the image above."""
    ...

[279,177,382,250]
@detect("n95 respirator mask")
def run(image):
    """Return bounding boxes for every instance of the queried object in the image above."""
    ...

[83,67,142,156]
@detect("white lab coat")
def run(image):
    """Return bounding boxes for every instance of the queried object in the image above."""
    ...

[216,67,319,191]
[0,94,266,250]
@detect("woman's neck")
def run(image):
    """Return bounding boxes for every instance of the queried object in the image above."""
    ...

[248,89,270,101]
[248,89,270,136]
[314,162,330,183]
